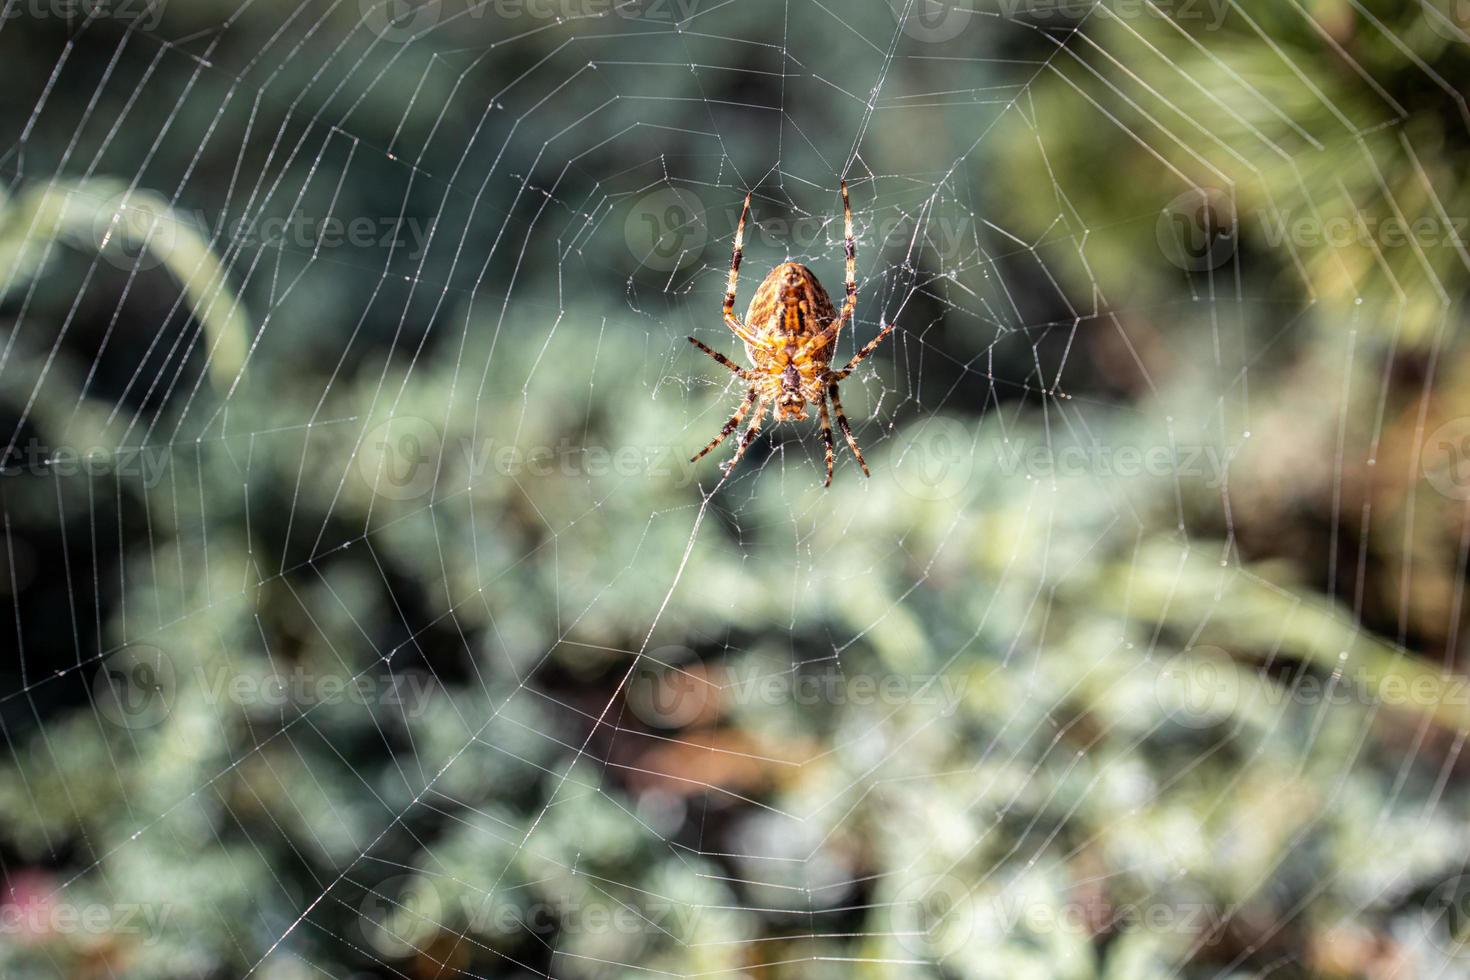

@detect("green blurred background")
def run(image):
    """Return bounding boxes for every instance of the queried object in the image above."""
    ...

[3,0,1470,976]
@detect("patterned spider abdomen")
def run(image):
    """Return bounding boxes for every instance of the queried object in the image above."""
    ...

[744,262,838,421]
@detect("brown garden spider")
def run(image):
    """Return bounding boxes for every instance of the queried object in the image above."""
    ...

[688,181,895,486]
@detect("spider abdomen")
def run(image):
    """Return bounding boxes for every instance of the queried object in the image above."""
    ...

[741,263,840,422]
[743,262,837,358]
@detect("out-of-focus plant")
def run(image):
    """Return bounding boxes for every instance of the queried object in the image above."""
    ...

[2,2,1470,979]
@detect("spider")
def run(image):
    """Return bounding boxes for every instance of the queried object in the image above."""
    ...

[688,181,895,487]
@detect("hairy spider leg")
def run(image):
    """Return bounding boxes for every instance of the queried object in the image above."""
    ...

[828,382,870,477]
[819,395,835,487]
[838,180,856,331]
[832,319,896,380]
[688,336,753,377]
[722,193,764,348]
[690,388,758,463]
[722,396,769,473]
[801,181,859,360]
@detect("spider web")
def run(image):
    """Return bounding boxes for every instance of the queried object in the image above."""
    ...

[2,0,1470,977]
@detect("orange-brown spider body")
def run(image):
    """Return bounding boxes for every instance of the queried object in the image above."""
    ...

[687,182,896,486]
[742,261,837,423]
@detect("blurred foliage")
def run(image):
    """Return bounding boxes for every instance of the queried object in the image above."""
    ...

[2,1,1470,979]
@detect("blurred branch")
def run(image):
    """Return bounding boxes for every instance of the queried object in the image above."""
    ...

[0,178,248,391]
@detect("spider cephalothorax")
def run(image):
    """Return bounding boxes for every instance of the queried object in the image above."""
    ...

[688,182,895,486]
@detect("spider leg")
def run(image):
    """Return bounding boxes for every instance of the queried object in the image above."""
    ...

[722,193,762,348]
[798,180,858,364]
[819,395,835,488]
[791,330,836,366]
[725,314,761,348]
[828,382,870,477]
[721,396,769,474]
[838,179,857,330]
[688,336,752,378]
[691,388,758,463]
[832,319,895,380]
